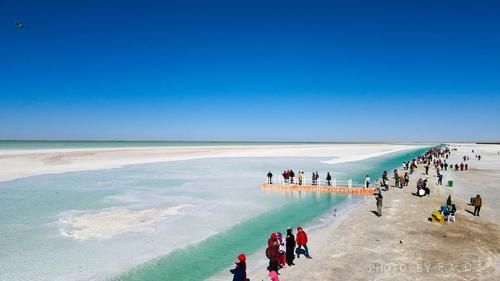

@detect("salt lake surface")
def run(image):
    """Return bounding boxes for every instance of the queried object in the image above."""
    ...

[0,148,427,281]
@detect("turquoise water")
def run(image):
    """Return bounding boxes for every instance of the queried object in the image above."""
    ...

[0,147,429,281]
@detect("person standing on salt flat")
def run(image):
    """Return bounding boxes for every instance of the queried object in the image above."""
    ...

[296,226,311,259]
[394,169,400,188]
[285,227,296,266]
[229,254,247,281]
[376,192,383,217]
[473,194,482,217]
[437,171,443,185]
[266,233,280,273]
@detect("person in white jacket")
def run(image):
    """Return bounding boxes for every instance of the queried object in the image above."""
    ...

[276,232,286,268]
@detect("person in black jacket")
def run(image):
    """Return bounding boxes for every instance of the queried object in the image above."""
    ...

[326,172,332,186]
[230,254,247,281]
[285,227,296,266]
[267,171,273,184]
[289,170,295,184]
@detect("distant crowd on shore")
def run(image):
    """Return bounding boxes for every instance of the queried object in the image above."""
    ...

[372,145,485,217]
[242,145,487,280]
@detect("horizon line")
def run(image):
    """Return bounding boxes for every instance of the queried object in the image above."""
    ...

[1,139,498,144]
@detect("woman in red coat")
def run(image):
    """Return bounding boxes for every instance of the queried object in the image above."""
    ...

[266,233,280,272]
[296,226,311,258]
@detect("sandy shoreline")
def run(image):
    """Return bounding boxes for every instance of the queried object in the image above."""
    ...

[249,143,500,280]
[0,143,422,183]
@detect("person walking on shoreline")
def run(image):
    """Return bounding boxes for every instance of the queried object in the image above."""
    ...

[473,194,482,216]
[296,226,311,259]
[230,254,247,281]
[382,171,389,191]
[285,227,296,266]
[365,175,370,189]
[394,170,400,188]
[375,192,383,217]
[276,232,286,268]
[437,171,443,185]
[266,233,280,273]
[326,172,332,186]
[375,179,383,193]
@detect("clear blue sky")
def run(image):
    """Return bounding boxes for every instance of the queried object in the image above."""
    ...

[1,0,499,142]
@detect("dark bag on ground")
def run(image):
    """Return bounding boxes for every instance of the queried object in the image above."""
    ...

[295,247,306,256]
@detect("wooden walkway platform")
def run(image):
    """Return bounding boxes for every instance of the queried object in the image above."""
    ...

[261,183,376,196]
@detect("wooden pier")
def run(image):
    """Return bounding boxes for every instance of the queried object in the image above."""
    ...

[261,183,376,196]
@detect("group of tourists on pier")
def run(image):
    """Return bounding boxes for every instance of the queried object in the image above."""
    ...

[268,170,333,186]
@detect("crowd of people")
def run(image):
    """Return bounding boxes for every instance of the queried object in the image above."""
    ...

[268,171,375,188]
[254,145,486,279]
[416,178,430,196]
[373,146,462,216]
[230,226,312,281]
[379,146,485,216]
[267,170,335,186]
[265,226,311,275]
[267,170,316,186]
[373,169,409,192]
[372,168,410,216]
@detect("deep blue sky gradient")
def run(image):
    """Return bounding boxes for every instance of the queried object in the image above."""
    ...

[1,0,499,141]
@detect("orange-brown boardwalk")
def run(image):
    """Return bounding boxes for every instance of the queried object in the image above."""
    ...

[261,183,376,196]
